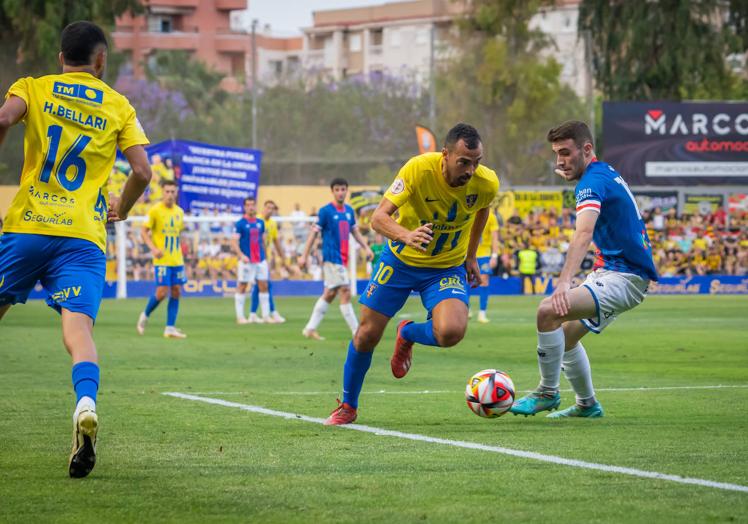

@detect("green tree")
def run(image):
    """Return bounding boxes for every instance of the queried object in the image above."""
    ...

[0,0,142,184]
[436,0,586,185]
[579,0,745,100]
[0,0,141,75]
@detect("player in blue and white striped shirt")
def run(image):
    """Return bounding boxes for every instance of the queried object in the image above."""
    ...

[299,178,373,339]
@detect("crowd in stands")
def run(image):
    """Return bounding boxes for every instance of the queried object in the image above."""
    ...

[105,199,748,283]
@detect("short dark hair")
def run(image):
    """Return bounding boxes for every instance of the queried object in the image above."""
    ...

[263,200,277,207]
[444,123,481,151]
[546,120,594,148]
[61,21,108,67]
[244,197,256,205]
[330,178,348,189]
[161,179,177,188]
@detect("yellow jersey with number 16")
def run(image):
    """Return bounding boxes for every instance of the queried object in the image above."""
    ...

[2,72,149,252]
[383,152,499,269]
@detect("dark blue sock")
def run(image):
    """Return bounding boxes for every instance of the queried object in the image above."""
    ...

[72,362,99,403]
[268,281,276,313]
[401,319,439,347]
[250,284,259,314]
[479,286,489,311]
[144,295,161,317]
[167,297,179,327]
[342,341,373,409]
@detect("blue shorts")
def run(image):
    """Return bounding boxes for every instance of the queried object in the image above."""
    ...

[0,233,106,320]
[155,265,186,286]
[478,256,493,275]
[359,247,469,318]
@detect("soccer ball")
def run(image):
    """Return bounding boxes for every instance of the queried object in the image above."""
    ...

[465,369,515,418]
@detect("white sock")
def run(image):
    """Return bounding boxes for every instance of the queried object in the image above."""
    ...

[563,342,596,405]
[537,327,565,392]
[339,303,358,335]
[305,297,329,331]
[74,396,96,420]
[259,292,270,318]
[234,293,247,320]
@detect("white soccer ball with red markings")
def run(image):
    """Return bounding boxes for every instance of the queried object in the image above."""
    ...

[465,369,515,418]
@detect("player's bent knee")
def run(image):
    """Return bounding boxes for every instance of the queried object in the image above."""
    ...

[171,286,181,298]
[433,325,466,347]
[353,327,381,352]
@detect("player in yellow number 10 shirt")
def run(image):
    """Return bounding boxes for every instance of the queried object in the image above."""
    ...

[324,123,499,425]
[0,22,152,477]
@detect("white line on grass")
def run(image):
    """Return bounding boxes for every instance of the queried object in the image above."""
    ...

[185,384,748,396]
[163,392,748,494]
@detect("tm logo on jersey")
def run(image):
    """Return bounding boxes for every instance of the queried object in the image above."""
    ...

[439,275,465,294]
[52,82,103,105]
[50,286,82,303]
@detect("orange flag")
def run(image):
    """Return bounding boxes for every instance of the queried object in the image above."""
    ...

[415,125,437,154]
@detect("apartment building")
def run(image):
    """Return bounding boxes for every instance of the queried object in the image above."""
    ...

[113,0,251,91]
[301,0,590,97]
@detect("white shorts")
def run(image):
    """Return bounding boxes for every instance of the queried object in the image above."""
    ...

[237,260,269,284]
[580,269,649,334]
[323,262,350,289]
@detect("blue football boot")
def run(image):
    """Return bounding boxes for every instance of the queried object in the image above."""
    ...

[546,401,604,418]
[509,391,561,416]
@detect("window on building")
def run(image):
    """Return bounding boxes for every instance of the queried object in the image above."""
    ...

[287,56,300,74]
[370,29,383,46]
[270,60,283,76]
[147,15,175,33]
[230,53,245,77]
[416,28,429,46]
[389,28,401,48]
[349,33,362,52]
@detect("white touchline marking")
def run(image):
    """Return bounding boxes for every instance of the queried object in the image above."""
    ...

[163,392,748,494]
[184,384,748,396]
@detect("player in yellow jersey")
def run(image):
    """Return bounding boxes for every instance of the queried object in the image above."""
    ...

[474,208,500,323]
[248,199,287,323]
[136,180,187,338]
[325,123,499,425]
[0,22,151,477]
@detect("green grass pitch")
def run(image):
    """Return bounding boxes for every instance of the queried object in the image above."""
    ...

[1,294,747,522]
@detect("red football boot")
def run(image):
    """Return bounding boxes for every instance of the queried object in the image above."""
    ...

[391,320,414,379]
[324,399,358,426]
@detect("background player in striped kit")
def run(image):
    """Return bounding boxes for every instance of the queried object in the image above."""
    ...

[299,178,374,340]
[249,199,287,323]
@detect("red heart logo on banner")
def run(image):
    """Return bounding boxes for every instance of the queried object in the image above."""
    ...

[647,110,663,119]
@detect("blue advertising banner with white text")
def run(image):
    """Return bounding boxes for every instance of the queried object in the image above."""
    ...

[174,140,262,214]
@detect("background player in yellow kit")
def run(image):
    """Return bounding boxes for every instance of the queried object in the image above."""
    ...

[0,21,151,477]
[324,123,499,425]
[137,180,187,338]
[474,208,500,323]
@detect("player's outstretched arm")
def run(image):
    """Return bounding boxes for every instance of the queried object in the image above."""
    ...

[551,210,598,316]
[465,207,490,286]
[0,96,27,149]
[109,145,152,222]
[370,198,432,251]
[141,224,162,259]
[298,229,318,268]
